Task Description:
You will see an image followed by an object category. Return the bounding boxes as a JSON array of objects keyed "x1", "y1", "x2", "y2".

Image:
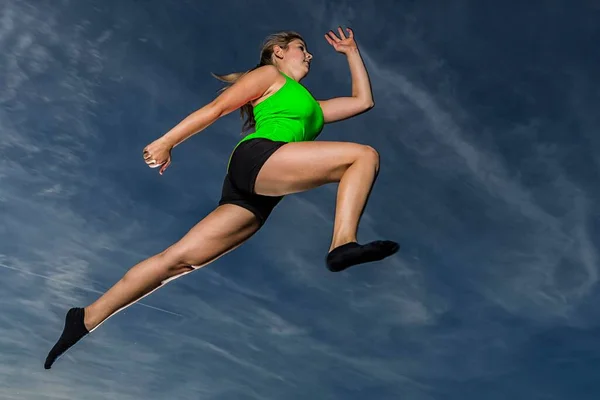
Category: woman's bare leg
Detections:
[
  {"x1": 327, "y1": 146, "x2": 380, "y2": 251},
  {"x1": 45, "y1": 204, "x2": 260, "y2": 369},
  {"x1": 84, "y1": 204, "x2": 259, "y2": 330},
  {"x1": 254, "y1": 141, "x2": 399, "y2": 271}
]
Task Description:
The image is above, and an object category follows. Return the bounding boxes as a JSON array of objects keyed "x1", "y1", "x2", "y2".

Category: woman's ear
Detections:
[{"x1": 273, "y1": 45, "x2": 284, "y2": 59}]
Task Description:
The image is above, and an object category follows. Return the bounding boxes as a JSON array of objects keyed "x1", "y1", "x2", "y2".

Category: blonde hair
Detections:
[{"x1": 212, "y1": 31, "x2": 305, "y2": 133}]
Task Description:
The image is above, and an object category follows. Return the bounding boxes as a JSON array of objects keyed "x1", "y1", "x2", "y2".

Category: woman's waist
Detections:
[{"x1": 252, "y1": 123, "x2": 304, "y2": 141}]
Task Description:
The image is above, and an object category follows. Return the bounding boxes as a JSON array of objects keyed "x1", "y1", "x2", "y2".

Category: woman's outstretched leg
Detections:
[
  {"x1": 44, "y1": 204, "x2": 260, "y2": 369},
  {"x1": 254, "y1": 141, "x2": 399, "y2": 272}
]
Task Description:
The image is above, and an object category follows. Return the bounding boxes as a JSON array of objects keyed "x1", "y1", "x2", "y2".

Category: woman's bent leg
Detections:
[{"x1": 254, "y1": 141, "x2": 399, "y2": 272}]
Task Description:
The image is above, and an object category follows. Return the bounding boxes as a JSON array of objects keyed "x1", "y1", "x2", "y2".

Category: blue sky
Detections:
[{"x1": 1, "y1": 1, "x2": 599, "y2": 399}]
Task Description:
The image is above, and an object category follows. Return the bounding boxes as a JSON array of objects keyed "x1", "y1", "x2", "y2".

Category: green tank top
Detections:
[{"x1": 230, "y1": 72, "x2": 324, "y2": 155}]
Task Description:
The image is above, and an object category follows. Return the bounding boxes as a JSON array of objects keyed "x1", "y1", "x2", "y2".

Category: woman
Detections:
[{"x1": 44, "y1": 27, "x2": 399, "y2": 369}]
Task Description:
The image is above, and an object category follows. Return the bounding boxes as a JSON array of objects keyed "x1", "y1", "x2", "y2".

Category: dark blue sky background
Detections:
[{"x1": 1, "y1": 1, "x2": 599, "y2": 399}]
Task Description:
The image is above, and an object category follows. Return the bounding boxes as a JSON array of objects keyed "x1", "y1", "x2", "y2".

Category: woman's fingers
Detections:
[
  {"x1": 325, "y1": 27, "x2": 354, "y2": 47},
  {"x1": 142, "y1": 139, "x2": 172, "y2": 172},
  {"x1": 326, "y1": 30, "x2": 340, "y2": 42},
  {"x1": 143, "y1": 150, "x2": 159, "y2": 167},
  {"x1": 324, "y1": 34, "x2": 335, "y2": 46},
  {"x1": 159, "y1": 158, "x2": 171, "y2": 175},
  {"x1": 144, "y1": 151, "x2": 168, "y2": 169}
]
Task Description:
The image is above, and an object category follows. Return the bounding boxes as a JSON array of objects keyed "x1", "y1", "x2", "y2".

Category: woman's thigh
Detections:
[{"x1": 254, "y1": 141, "x2": 379, "y2": 196}]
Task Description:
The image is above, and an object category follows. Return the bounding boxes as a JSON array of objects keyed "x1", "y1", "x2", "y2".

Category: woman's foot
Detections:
[
  {"x1": 44, "y1": 307, "x2": 89, "y2": 369},
  {"x1": 326, "y1": 240, "x2": 400, "y2": 272}
]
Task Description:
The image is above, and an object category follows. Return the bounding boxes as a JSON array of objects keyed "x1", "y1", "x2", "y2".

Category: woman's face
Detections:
[{"x1": 280, "y1": 39, "x2": 313, "y2": 75}]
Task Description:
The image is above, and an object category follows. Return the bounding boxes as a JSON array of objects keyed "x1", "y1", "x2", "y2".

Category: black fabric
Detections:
[
  {"x1": 218, "y1": 138, "x2": 287, "y2": 226},
  {"x1": 44, "y1": 307, "x2": 89, "y2": 369},
  {"x1": 326, "y1": 241, "x2": 400, "y2": 272}
]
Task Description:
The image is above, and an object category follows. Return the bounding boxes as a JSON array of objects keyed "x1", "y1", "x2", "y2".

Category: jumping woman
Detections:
[{"x1": 44, "y1": 27, "x2": 399, "y2": 369}]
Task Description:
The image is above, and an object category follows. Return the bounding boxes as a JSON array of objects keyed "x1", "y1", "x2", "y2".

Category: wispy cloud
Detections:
[{"x1": 354, "y1": 40, "x2": 599, "y2": 321}]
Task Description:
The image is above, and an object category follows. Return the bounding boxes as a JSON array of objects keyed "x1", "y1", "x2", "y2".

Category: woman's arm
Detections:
[
  {"x1": 161, "y1": 65, "x2": 279, "y2": 147},
  {"x1": 318, "y1": 28, "x2": 374, "y2": 124},
  {"x1": 141, "y1": 65, "x2": 279, "y2": 174}
]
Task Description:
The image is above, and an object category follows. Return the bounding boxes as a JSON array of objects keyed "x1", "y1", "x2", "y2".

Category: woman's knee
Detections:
[
  {"x1": 161, "y1": 222, "x2": 258, "y2": 269},
  {"x1": 156, "y1": 247, "x2": 193, "y2": 274},
  {"x1": 359, "y1": 144, "x2": 380, "y2": 172},
  {"x1": 161, "y1": 241, "x2": 211, "y2": 270}
]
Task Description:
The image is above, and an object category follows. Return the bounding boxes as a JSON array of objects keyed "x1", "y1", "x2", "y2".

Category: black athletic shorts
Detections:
[{"x1": 218, "y1": 138, "x2": 288, "y2": 226}]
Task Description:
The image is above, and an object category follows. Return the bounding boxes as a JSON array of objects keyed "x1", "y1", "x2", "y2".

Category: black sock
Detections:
[
  {"x1": 44, "y1": 307, "x2": 89, "y2": 369},
  {"x1": 326, "y1": 241, "x2": 400, "y2": 272}
]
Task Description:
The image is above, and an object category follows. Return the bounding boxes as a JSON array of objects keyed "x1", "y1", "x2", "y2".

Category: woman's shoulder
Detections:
[
  {"x1": 253, "y1": 64, "x2": 281, "y2": 78},
  {"x1": 245, "y1": 65, "x2": 284, "y2": 88}
]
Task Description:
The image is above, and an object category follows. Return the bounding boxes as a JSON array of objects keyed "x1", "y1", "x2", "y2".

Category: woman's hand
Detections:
[
  {"x1": 142, "y1": 137, "x2": 172, "y2": 175},
  {"x1": 324, "y1": 27, "x2": 358, "y2": 55}
]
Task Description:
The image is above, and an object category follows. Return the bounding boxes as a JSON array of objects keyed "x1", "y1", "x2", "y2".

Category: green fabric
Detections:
[{"x1": 227, "y1": 72, "x2": 325, "y2": 169}]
